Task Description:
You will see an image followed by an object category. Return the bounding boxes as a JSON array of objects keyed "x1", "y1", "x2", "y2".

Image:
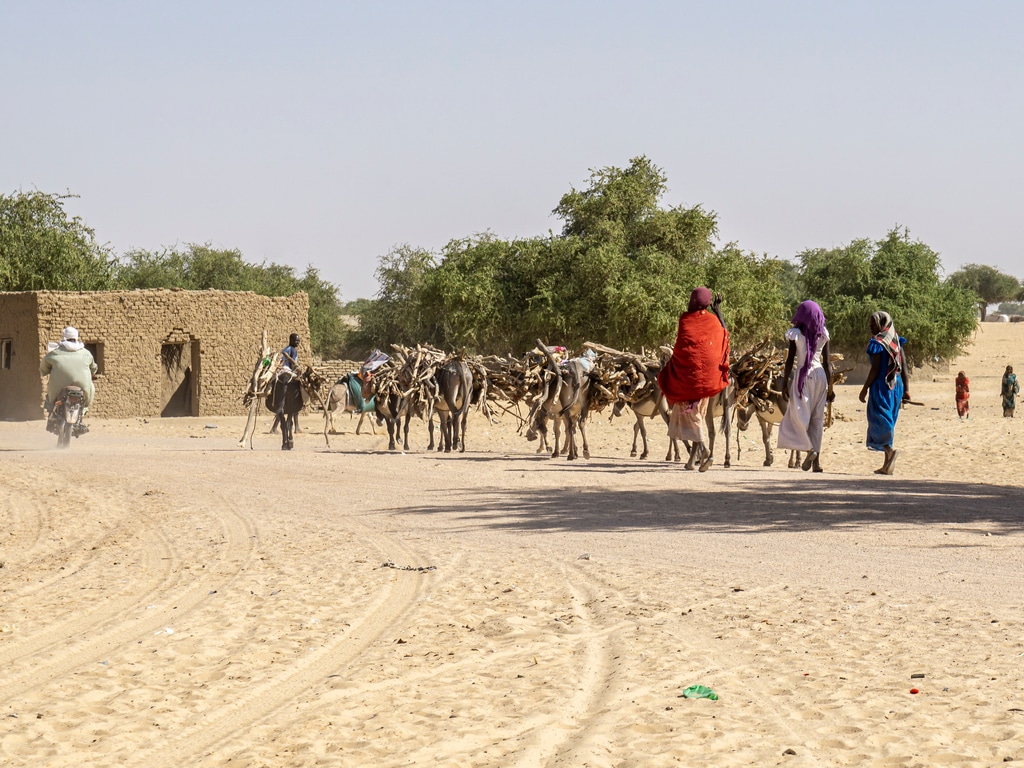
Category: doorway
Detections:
[{"x1": 160, "y1": 340, "x2": 201, "y2": 417}]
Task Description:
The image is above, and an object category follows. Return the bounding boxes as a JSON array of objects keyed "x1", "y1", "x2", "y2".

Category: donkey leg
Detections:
[
  {"x1": 630, "y1": 419, "x2": 640, "y2": 457},
  {"x1": 565, "y1": 417, "x2": 577, "y2": 461},
  {"x1": 281, "y1": 413, "x2": 294, "y2": 451},
  {"x1": 761, "y1": 420, "x2": 774, "y2": 466}
]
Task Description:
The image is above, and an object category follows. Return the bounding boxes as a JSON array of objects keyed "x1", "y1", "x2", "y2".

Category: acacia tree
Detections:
[
  {"x1": 801, "y1": 228, "x2": 977, "y2": 365},
  {"x1": 0, "y1": 191, "x2": 116, "y2": 290},
  {"x1": 350, "y1": 245, "x2": 439, "y2": 351},
  {"x1": 351, "y1": 156, "x2": 789, "y2": 355},
  {"x1": 947, "y1": 263, "x2": 1021, "y2": 321}
]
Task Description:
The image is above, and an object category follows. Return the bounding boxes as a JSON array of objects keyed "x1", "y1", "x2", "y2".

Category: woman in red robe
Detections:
[
  {"x1": 657, "y1": 287, "x2": 730, "y2": 470},
  {"x1": 955, "y1": 371, "x2": 970, "y2": 420}
]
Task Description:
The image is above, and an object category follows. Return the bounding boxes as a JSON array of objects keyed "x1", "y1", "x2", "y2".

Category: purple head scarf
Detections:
[
  {"x1": 687, "y1": 286, "x2": 713, "y2": 313},
  {"x1": 791, "y1": 300, "x2": 827, "y2": 396}
]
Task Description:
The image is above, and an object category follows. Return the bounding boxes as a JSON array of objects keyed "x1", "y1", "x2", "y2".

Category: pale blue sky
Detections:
[{"x1": 4, "y1": 1, "x2": 1022, "y2": 299}]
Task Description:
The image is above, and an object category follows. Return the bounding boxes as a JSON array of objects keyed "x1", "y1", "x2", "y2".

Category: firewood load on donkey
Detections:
[
  {"x1": 359, "y1": 350, "x2": 408, "y2": 451},
  {"x1": 734, "y1": 347, "x2": 851, "y2": 468},
  {"x1": 584, "y1": 342, "x2": 681, "y2": 462},
  {"x1": 526, "y1": 340, "x2": 592, "y2": 461},
  {"x1": 392, "y1": 344, "x2": 447, "y2": 452}
]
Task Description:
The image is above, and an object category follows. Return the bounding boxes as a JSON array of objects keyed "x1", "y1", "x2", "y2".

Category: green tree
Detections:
[
  {"x1": 0, "y1": 190, "x2": 116, "y2": 290},
  {"x1": 353, "y1": 156, "x2": 788, "y2": 356},
  {"x1": 947, "y1": 263, "x2": 1021, "y2": 321},
  {"x1": 350, "y1": 245, "x2": 439, "y2": 352},
  {"x1": 801, "y1": 228, "x2": 977, "y2": 365}
]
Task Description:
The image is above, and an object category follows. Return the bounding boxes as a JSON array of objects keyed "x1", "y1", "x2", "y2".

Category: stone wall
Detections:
[
  {"x1": 0, "y1": 289, "x2": 309, "y2": 420},
  {"x1": 312, "y1": 359, "x2": 363, "y2": 385}
]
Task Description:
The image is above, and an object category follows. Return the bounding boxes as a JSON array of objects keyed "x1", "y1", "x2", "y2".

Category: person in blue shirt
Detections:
[
  {"x1": 271, "y1": 333, "x2": 302, "y2": 434},
  {"x1": 282, "y1": 333, "x2": 300, "y2": 370},
  {"x1": 858, "y1": 311, "x2": 911, "y2": 475}
]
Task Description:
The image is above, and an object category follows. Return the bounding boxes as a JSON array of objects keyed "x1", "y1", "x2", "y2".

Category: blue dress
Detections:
[{"x1": 865, "y1": 337, "x2": 905, "y2": 451}]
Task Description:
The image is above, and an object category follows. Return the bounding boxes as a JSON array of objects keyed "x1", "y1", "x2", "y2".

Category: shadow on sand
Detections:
[{"x1": 397, "y1": 470, "x2": 1024, "y2": 535}]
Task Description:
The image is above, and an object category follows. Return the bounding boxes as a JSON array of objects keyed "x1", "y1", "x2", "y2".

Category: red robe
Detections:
[{"x1": 658, "y1": 310, "x2": 730, "y2": 405}]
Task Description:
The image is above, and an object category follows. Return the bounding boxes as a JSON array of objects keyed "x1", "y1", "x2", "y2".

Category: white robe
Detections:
[{"x1": 777, "y1": 327, "x2": 828, "y2": 453}]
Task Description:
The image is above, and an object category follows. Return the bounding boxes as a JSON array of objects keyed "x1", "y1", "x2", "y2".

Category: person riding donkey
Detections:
[
  {"x1": 40, "y1": 326, "x2": 97, "y2": 435},
  {"x1": 657, "y1": 287, "x2": 731, "y2": 472},
  {"x1": 271, "y1": 333, "x2": 307, "y2": 434}
]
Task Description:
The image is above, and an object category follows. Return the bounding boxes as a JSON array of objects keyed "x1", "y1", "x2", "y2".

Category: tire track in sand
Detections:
[
  {"x1": 509, "y1": 563, "x2": 632, "y2": 768},
  {"x1": 0, "y1": 476, "x2": 51, "y2": 563},
  {"x1": 0, "y1": 490, "x2": 257, "y2": 704},
  {"x1": 140, "y1": 529, "x2": 428, "y2": 768}
]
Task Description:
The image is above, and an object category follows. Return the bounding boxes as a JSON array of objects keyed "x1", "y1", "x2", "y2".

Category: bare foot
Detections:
[
  {"x1": 883, "y1": 449, "x2": 898, "y2": 475},
  {"x1": 801, "y1": 451, "x2": 817, "y2": 471}
]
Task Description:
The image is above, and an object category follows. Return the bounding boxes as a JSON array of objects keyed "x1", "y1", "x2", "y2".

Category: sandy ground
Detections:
[{"x1": 2, "y1": 323, "x2": 1024, "y2": 767}]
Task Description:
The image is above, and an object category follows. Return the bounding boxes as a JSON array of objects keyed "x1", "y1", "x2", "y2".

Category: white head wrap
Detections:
[{"x1": 59, "y1": 326, "x2": 85, "y2": 351}]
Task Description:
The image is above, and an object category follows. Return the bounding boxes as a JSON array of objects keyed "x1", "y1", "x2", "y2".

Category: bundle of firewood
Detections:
[
  {"x1": 730, "y1": 340, "x2": 786, "y2": 411},
  {"x1": 482, "y1": 346, "x2": 565, "y2": 405},
  {"x1": 582, "y1": 342, "x2": 660, "y2": 413}
]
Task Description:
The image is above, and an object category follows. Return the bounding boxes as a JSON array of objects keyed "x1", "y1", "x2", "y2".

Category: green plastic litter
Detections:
[{"x1": 682, "y1": 684, "x2": 719, "y2": 700}]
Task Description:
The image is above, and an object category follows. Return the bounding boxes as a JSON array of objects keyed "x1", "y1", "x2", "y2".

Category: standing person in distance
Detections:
[
  {"x1": 955, "y1": 371, "x2": 970, "y2": 420},
  {"x1": 1002, "y1": 365, "x2": 1019, "y2": 418}
]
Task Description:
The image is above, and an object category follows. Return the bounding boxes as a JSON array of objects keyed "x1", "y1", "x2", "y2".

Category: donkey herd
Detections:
[{"x1": 297, "y1": 339, "x2": 826, "y2": 471}]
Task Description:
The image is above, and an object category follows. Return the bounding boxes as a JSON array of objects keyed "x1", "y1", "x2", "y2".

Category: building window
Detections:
[
  {"x1": 85, "y1": 342, "x2": 104, "y2": 375},
  {"x1": 0, "y1": 339, "x2": 11, "y2": 370}
]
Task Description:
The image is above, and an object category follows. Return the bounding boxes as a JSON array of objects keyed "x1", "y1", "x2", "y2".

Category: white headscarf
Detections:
[{"x1": 59, "y1": 326, "x2": 85, "y2": 352}]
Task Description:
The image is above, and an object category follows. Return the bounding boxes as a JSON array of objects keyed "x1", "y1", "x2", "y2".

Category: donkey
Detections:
[
  {"x1": 610, "y1": 369, "x2": 682, "y2": 462},
  {"x1": 735, "y1": 378, "x2": 802, "y2": 468},
  {"x1": 324, "y1": 373, "x2": 377, "y2": 435},
  {"x1": 428, "y1": 359, "x2": 473, "y2": 453},
  {"x1": 529, "y1": 343, "x2": 591, "y2": 461},
  {"x1": 266, "y1": 370, "x2": 305, "y2": 451},
  {"x1": 360, "y1": 369, "x2": 408, "y2": 451}
]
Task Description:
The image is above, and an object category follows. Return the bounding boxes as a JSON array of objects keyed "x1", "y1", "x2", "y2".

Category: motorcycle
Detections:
[{"x1": 47, "y1": 385, "x2": 89, "y2": 448}]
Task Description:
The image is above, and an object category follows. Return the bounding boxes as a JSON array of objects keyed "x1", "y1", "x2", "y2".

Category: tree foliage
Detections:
[
  {"x1": 352, "y1": 156, "x2": 789, "y2": 356},
  {"x1": 947, "y1": 263, "x2": 1021, "y2": 321},
  {"x1": 0, "y1": 191, "x2": 116, "y2": 291},
  {"x1": 801, "y1": 228, "x2": 977, "y2": 365}
]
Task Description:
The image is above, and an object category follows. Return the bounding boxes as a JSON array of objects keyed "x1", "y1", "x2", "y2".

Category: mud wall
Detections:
[
  {"x1": 1, "y1": 289, "x2": 309, "y2": 419},
  {"x1": 0, "y1": 293, "x2": 42, "y2": 420}
]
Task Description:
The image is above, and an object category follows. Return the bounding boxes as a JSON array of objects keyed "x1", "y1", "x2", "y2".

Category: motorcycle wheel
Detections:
[{"x1": 58, "y1": 420, "x2": 73, "y2": 448}]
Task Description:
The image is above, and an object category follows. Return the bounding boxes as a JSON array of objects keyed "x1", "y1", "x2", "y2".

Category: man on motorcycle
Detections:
[{"x1": 40, "y1": 326, "x2": 97, "y2": 430}]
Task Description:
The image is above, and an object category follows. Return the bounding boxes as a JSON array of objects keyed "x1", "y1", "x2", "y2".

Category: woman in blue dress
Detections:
[{"x1": 858, "y1": 311, "x2": 911, "y2": 475}]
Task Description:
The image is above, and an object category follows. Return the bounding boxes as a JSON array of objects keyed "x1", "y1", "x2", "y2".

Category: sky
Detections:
[{"x1": 3, "y1": 1, "x2": 1023, "y2": 300}]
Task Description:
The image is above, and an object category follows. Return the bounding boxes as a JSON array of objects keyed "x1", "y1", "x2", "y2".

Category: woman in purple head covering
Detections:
[{"x1": 777, "y1": 300, "x2": 833, "y2": 472}]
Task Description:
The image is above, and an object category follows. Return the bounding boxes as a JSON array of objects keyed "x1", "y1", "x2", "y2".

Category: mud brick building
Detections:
[{"x1": 0, "y1": 289, "x2": 309, "y2": 420}]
